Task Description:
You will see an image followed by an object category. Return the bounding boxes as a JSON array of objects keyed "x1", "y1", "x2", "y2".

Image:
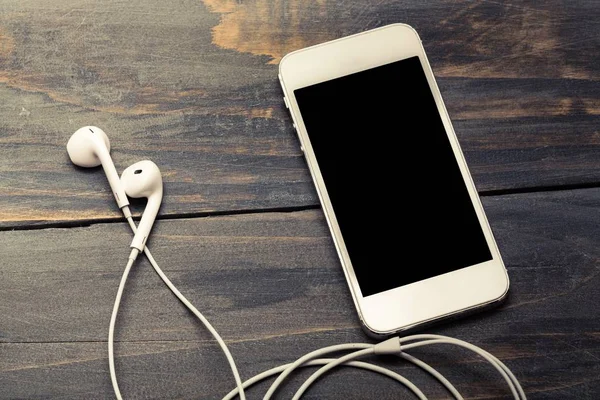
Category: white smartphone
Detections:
[{"x1": 278, "y1": 24, "x2": 509, "y2": 337}]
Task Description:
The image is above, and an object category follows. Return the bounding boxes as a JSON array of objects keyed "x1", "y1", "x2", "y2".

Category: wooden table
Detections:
[{"x1": 1, "y1": 1, "x2": 598, "y2": 399}]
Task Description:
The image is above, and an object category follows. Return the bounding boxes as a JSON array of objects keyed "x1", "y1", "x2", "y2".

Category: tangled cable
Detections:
[
  {"x1": 223, "y1": 334, "x2": 525, "y2": 400},
  {"x1": 106, "y1": 207, "x2": 526, "y2": 400}
]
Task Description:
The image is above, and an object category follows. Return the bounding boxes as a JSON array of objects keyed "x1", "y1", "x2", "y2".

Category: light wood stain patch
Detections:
[{"x1": 203, "y1": 0, "x2": 333, "y2": 64}]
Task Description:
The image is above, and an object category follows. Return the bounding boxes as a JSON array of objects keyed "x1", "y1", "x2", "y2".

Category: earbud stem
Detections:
[
  {"x1": 95, "y1": 143, "x2": 130, "y2": 209},
  {"x1": 130, "y1": 191, "x2": 162, "y2": 251}
]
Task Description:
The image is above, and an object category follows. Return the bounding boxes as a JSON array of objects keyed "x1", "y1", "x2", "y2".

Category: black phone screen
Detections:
[{"x1": 293, "y1": 56, "x2": 493, "y2": 297}]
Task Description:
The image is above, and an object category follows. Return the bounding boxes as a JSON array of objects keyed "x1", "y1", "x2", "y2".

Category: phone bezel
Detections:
[{"x1": 278, "y1": 23, "x2": 509, "y2": 336}]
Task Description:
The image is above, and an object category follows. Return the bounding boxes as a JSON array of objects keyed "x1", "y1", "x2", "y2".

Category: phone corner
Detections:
[
  {"x1": 359, "y1": 319, "x2": 396, "y2": 340},
  {"x1": 278, "y1": 50, "x2": 299, "y2": 78},
  {"x1": 358, "y1": 311, "x2": 404, "y2": 340},
  {"x1": 278, "y1": 54, "x2": 290, "y2": 73},
  {"x1": 359, "y1": 316, "x2": 434, "y2": 340},
  {"x1": 382, "y1": 23, "x2": 421, "y2": 42}
]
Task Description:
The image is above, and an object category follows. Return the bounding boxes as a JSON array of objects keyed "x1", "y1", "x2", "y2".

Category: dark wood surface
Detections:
[{"x1": 0, "y1": 1, "x2": 598, "y2": 399}]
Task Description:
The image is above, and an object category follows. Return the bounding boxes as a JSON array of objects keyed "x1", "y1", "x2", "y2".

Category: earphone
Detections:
[
  {"x1": 67, "y1": 127, "x2": 130, "y2": 210},
  {"x1": 121, "y1": 160, "x2": 163, "y2": 252},
  {"x1": 67, "y1": 127, "x2": 161, "y2": 257},
  {"x1": 67, "y1": 126, "x2": 526, "y2": 400}
]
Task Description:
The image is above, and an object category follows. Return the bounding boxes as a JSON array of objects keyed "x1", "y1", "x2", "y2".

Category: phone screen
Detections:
[{"x1": 294, "y1": 56, "x2": 493, "y2": 297}]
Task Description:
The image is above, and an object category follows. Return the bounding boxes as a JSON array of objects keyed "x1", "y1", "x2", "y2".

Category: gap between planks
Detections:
[
  {"x1": 0, "y1": 204, "x2": 322, "y2": 233},
  {"x1": 3, "y1": 180, "x2": 600, "y2": 233}
]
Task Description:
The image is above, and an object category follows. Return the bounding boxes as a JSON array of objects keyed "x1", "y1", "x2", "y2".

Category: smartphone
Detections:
[{"x1": 278, "y1": 24, "x2": 509, "y2": 337}]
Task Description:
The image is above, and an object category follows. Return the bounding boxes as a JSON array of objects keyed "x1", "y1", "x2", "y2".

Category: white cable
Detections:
[
  {"x1": 222, "y1": 351, "x2": 463, "y2": 400},
  {"x1": 397, "y1": 352, "x2": 463, "y2": 400},
  {"x1": 222, "y1": 358, "x2": 428, "y2": 400},
  {"x1": 291, "y1": 348, "x2": 373, "y2": 400},
  {"x1": 412, "y1": 334, "x2": 525, "y2": 400},
  {"x1": 404, "y1": 339, "x2": 520, "y2": 400},
  {"x1": 108, "y1": 251, "x2": 137, "y2": 400},
  {"x1": 400, "y1": 335, "x2": 525, "y2": 400},
  {"x1": 292, "y1": 348, "x2": 425, "y2": 400},
  {"x1": 404, "y1": 339, "x2": 518, "y2": 399},
  {"x1": 400, "y1": 334, "x2": 525, "y2": 399},
  {"x1": 287, "y1": 336, "x2": 523, "y2": 400},
  {"x1": 263, "y1": 343, "x2": 373, "y2": 400},
  {"x1": 123, "y1": 212, "x2": 246, "y2": 400}
]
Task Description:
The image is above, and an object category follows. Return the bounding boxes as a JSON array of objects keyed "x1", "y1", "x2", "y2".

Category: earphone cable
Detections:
[
  {"x1": 399, "y1": 335, "x2": 526, "y2": 400},
  {"x1": 263, "y1": 343, "x2": 373, "y2": 400},
  {"x1": 291, "y1": 347, "x2": 429, "y2": 400},
  {"x1": 124, "y1": 214, "x2": 246, "y2": 400},
  {"x1": 291, "y1": 336, "x2": 525, "y2": 400},
  {"x1": 221, "y1": 347, "x2": 466, "y2": 400},
  {"x1": 221, "y1": 356, "x2": 458, "y2": 400},
  {"x1": 291, "y1": 348, "x2": 398, "y2": 400},
  {"x1": 108, "y1": 252, "x2": 137, "y2": 400}
]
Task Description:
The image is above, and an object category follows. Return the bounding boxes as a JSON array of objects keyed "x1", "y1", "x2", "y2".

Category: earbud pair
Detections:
[{"x1": 67, "y1": 126, "x2": 162, "y2": 253}]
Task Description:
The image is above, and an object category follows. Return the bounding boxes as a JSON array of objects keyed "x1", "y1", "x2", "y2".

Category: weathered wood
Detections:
[
  {"x1": 1, "y1": 189, "x2": 600, "y2": 399},
  {"x1": 3, "y1": 331, "x2": 598, "y2": 400},
  {"x1": 1, "y1": 1, "x2": 599, "y2": 398},
  {"x1": 0, "y1": 0, "x2": 598, "y2": 226}
]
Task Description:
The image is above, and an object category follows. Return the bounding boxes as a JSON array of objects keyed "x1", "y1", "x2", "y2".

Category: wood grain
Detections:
[
  {"x1": 0, "y1": 0, "x2": 598, "y2": 226},
  {"x1": 2, "y1": 189, "x2": 600, "y2": 399},
  {"x1": 1, "y1": 2, "x2": 599, "y2": 398}
]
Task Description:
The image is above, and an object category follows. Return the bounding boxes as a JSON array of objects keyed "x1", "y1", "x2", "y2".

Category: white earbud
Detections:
[
  {"x1": 121, "y1": 160, "x2": 163, "y2": 252},
  {"x1": 67, "y1": 126, "x2": 130, "y2": 209}
]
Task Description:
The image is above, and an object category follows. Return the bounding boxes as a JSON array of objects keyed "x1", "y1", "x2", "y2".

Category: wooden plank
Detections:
[
  {"x1": 0, "y1": 1, "x2": 599, "y2": 227},
  {"x1": 2, "y1": 188, "x2": 600, "y2": 398},
  {"x1": 2, "y1": 333, "x2": 598, "y2": 400}
]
